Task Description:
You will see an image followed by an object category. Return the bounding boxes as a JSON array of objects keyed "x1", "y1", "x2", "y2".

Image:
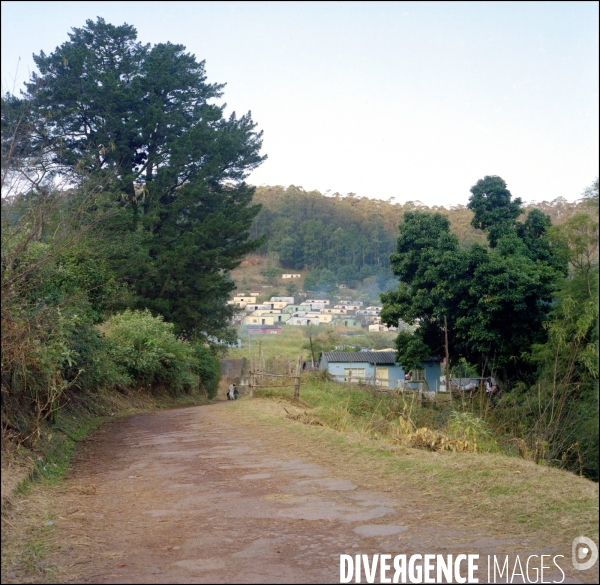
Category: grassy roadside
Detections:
[
  {"x1": 225, "y1": 384, "x2": 599, "y2": 555},
  {"x1": 1, "y1": 387, "x2": 209, "y2": 583}
]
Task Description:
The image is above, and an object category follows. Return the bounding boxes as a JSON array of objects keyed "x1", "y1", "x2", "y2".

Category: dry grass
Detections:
[
  {"x1": 1, "y1": 453, "x2": 35, "y2": 514},
  {"x1": 226, "y1": 397, "x2": 599, "y2": 556},
  {"x1": 1, "y1": 482, "x2": 64, "y2": 582}
]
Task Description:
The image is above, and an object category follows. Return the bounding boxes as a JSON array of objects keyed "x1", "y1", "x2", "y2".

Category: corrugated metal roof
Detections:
[{"x1": 321, "y1": 351, "x2": 397, "y2": 364}]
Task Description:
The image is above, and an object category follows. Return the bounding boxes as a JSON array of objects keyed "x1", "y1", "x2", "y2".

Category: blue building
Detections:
[{"x1": 318, "y1": 351, "x2": 442, "y2": 391}]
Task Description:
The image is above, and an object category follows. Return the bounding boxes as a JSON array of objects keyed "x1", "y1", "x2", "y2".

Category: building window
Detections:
[
  {"x1": 343, "y1": 368, "x2": 366, "y2": 382},
  {"x1": 413, "y1": 369, "x2": 426, "y2": 381}
]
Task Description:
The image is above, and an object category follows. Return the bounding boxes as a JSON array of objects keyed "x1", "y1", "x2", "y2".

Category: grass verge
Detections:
[{"x1": 235, "y1": 379, "x2": 599, "y2": 552}]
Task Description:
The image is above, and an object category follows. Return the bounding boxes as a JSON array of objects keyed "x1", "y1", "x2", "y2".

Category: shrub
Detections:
[
  {"x1": 192, "y1": 343, "x2": 220, "y2": 399},
  {"x1": 446, "y1": 411, "x2": 496, "y2": 452},
  {"x1": 103, "y1": 310, "x2": 199, "y2": 394}
]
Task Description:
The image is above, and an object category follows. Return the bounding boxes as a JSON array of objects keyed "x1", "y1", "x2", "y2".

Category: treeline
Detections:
[
  {"x1": 248, "y1": 184, "x2": 585, "y2": 290},
  {"x1": 2, "y1": 18, "x2": 264, "y2": 444}
]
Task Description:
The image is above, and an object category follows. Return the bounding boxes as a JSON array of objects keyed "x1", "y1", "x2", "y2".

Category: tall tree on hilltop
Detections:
[{"x1": 24, "y1": 17, "x2": 266, "y2": 339}]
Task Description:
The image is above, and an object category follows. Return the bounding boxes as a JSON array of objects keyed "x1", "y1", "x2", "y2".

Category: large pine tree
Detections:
[{"x1": 24, "y1": 17, "x2": 266, "y2": 339}]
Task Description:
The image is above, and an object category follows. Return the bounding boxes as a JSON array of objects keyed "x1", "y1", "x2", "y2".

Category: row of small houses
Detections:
[{"x1": 229, "y1": 295, "x2": 391, "y2": 331}]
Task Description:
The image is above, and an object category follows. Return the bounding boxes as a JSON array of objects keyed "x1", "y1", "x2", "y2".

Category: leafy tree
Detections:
[
  {"x1": 468, "y1": 175, "x2": 523, "y2": 247},
  {"x1": 393, "y1": 332, "x2": 432, "y2": 371},
  {"x1": 261, "y1": 265, "x2": 281, "y2": 286},
  {"x1": 526, "y1": 179, "x2": 598, "y2": 477},
  {"x1": 304, "y1": 268, "x2": 337, "y2": 294},
  {"x1": 277, "y1": 235, "x2": 304, "y2": 268},
  {"x1": 23, "y1": 17, "x2": 266, "y2": 340},
  {"x1": 303, "y1": 272, "x2": 317, "y2": 292},
  {"x1": 381, "y1": 177, "x2": 567, "y2": 385}
]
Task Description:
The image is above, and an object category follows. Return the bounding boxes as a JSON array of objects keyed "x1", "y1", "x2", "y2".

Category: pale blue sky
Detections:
[{"x1": 2, "y1": 1, "x2": 598, "y2": 206}]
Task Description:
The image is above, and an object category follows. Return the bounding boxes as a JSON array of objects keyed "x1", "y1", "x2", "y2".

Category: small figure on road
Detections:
[
  {"x1": 228, "y1": 383, "x2": 234, "y2": 400},
  {"x1": 233, "y1": 384, "x2": 239, "y2": 400}
]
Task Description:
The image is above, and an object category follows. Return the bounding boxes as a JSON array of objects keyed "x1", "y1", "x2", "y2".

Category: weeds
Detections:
[{"x1": 255, "y1": 375, "x2": 525, "y2": 460}]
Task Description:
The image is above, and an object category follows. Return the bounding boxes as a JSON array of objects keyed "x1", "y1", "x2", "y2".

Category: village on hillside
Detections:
[
  {"x1": 228, "y1": 292, "x2": 389, "y2": 332},
  {"x1": 226, "y1": 288, "x2": 448, "y2": 394}
]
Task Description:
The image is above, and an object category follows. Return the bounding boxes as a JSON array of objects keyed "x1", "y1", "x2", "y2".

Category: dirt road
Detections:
[{"x1": 45, "y1": 403, "x2": 585, "y2": 583}]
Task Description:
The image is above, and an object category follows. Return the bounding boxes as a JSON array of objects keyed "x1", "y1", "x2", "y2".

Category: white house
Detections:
[
  {"x1": 282, "y1": 274, "x2": 301, "y2": 279},
  {"x1": 287, "y1": 316, "x2": 321, "y2": 326},
  {"x1": 233, "y1": 295, "x2": 257, "y2": 305},
  {"x1": 306, "y1": 299, "x2": 330, "y2": 306},
  {"x1": 270, "y1": 296, "x2": 295, "y2": 304},
  {"x1": 245, "y1": 304, "x2": 272, "y2": 312},
  {"x1": 369, "y1": 324, "x2": 390, "y2": 332}
]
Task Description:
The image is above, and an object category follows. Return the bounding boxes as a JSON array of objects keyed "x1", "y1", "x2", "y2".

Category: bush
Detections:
[
  {"x1": 192, "y1": 343, "x2": 220, "y2": 399},
  {"x1": 103, "y1": 310, "x2": 216, "y2": 394}
]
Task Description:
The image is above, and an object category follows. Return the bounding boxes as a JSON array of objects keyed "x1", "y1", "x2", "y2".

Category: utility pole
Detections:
[{"x1": 444, "y1": 315, "x2": 452, "y2": 403}]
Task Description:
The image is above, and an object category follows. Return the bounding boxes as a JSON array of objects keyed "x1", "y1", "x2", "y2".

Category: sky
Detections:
[{"x1": 2, "y1": 1, "x2": 598, "y2": 207}]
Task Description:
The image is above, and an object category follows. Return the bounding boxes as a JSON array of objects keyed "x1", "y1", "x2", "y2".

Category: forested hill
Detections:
[{"x1": 247, "y1": 184, "x2": 585, "y2": 287}]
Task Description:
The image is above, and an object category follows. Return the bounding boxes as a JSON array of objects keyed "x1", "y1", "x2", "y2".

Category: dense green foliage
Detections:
[
  {"x1": 250, "y1": 186, "x2": 408, "y2": 286},
  {"x1": 502, "y1": 184, "x2": 599, "y2": 478},
  {"x1": 468, "y1": 175, "x2": 524, "y2": 247},
  {"x1": 102, "y1": 310, "x2": 219, "y2": 396},
  {"x1": 381, "y1": 176, "x2": 568, "y2": 383},
  {"x1": 381, "y1": 176, "x2": 598, "y2": 478},
  {"x1": 1, "y1": 17, "x2": 270, "y2": 444},
  {"x1": 21, "y1": 17, "x2": 265, "y2": 339}
]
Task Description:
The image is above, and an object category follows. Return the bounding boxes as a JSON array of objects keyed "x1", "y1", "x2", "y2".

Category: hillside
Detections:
[{"x1": 230, "y1": 184, "x2": 586, "y2": 298}]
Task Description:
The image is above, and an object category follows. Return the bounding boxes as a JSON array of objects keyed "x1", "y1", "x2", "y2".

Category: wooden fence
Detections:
[{"x1": 248, "y1": 353, "x2": 303, "y2": 400}]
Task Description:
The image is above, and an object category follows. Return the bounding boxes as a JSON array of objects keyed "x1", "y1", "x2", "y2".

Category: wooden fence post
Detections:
[
  {"x1": 249, "y1": 356, "x2": 254, "y2": 397},
  {"x1": 444, "y1": 314, "x2": 452, "y2": 403},
  {"x1": 293, "y1": 354, "x2": 302, "y2": 400}
]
